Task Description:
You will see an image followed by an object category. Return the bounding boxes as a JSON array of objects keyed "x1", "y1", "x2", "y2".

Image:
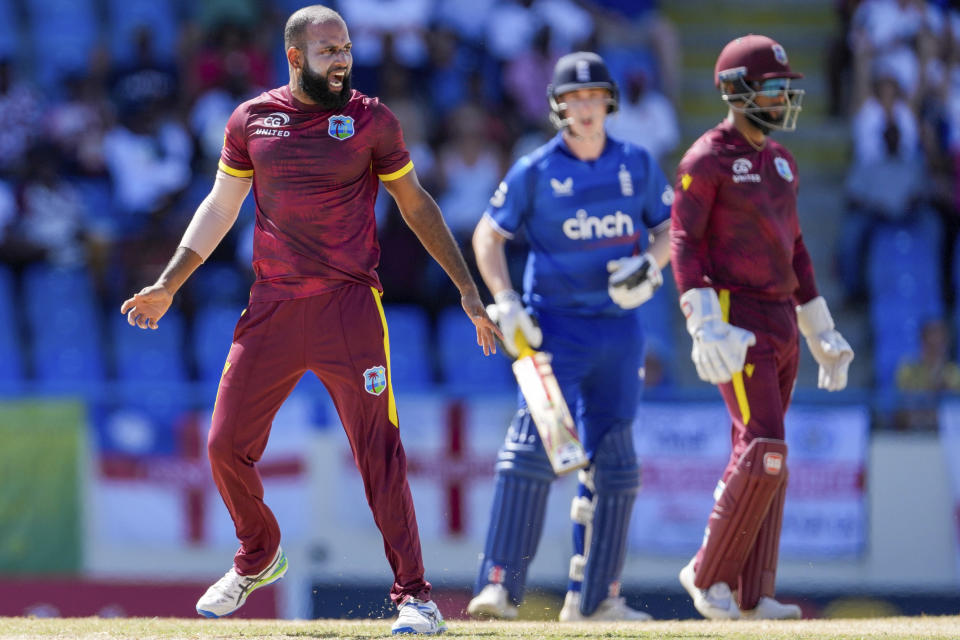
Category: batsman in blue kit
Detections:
[{"x1": 467, "y1": 52, "x2": 672, "y2": 622}]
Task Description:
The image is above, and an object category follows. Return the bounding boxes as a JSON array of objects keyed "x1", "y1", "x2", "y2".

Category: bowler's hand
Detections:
[
  {"x1": 461, "y1": 291, "x2": 502, "y2": 356},
  {"x1": 121, "y1": 283, "x2": 173, "y2": 330}
]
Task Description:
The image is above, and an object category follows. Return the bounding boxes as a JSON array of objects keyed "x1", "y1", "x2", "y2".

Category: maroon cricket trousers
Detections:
[
  {"x1": 207, "y1": 283, "x2": 430, "y2": 603},
  {"x1": 695, "y1": 291, "x2": 799, "y2": 608}
]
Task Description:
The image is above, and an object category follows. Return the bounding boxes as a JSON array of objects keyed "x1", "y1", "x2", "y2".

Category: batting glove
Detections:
[
  {"x1": 607, "y1": 253, "x2": 662, "y2": 309},
  {"x1": 490, "y1": 290, "x2": 542, "y2": 358},
  {"x1": 680, "y1": 288, "x2": 756, "y2": 385},
  {"x1": 796, "y1": 296, "x2": 854, "y2": 391}
]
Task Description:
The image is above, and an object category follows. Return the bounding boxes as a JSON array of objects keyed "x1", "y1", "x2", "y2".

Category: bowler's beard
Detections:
[{"x1": 300, "y1": 60, "x2": 351, "y2": 110}]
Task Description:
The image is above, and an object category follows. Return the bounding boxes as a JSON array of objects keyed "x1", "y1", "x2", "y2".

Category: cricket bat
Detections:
[{"x1": 510, "y1": 330, "x2": 589, "y2": 476}]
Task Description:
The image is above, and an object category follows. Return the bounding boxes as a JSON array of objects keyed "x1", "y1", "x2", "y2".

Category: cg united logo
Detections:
[
  {"x1": 363, "y1": 365, "x2": 387, "y2": 396},
  {"x1": 263, "y1": 112, "x2": 290, "y2": 128},
  {"x1": 328, "y1": 115, "x2": 355, "y2": 140},
  {"x1": 253, "y1": 112, "x2": 292, "y2": 137}
]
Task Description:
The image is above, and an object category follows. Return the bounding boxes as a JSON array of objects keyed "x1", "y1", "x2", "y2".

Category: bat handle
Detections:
[{"x1": 514, "y1": 329, "x2": 536, "y2": 358}]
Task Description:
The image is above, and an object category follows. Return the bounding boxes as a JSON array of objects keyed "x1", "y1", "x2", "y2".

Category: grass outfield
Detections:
[{"x1": 0, "y1": 617, "x2": 959, "y2": 639}]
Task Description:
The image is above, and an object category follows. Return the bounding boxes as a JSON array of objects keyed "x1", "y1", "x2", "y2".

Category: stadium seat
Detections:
[
  {"x1": 111, "y1": 308, "x2": 190, "y2": 436},
  {"x1": 637, "y1": 268, "x2": 677, "y2": 387},
  {"x1": 70, "y1": 177, "x2": 116, "y2": 236},
  {"x1": 383, "y1": 304, "x2": 435, "y2": 392},
  {"x1": 106, "y1": 0, "x2": 179, "y2": 64},
  {"x1": 189, "y1": 262, "x2": 251, "y2": 307},
  {"x1": 0, "y1": 264, "x2": 24, "y2": 393},
  {"x1": 436, "y1": 305, "x2": 514, "y2": 395},
  {"x1": 0, "y1": 0, "x2": 21, "y2": 60},
  {"x1": 867, "y1": 218, "x2": 943, "y2": 388},
  {"x1": 22, "y1": 265, "x2": 104, "y2": 394},
  {"x1": 192, "y1": 304, "x2": 242, "y2": 388},
  {"x1": 26, "y1": 0, "x2": 99, "y2": 87},
  {"x1": 112, "y1": 307, "x2": 188, "y2": 384}
]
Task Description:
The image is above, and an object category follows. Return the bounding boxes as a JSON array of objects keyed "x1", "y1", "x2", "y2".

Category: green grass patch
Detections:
[{"x1": 0, "y1": 616, "x2": 958, "y2": 640}]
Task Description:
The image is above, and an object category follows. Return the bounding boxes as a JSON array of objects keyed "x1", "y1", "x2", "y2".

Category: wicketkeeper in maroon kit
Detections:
[
  {"x1": 670, "y1": 34, "x2": 854, "y2": 620},
  {"x1": 120, "y1": 5, "x2": 498, "y2": 635}
]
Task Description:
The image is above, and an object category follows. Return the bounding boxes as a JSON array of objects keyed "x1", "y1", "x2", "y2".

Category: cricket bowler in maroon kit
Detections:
[
  {"x1": 670, "y1": 34, "x2": 854, "y2": 621},
  {"x1": 120, "y1": 5, "x2": 498, "y2": 635}
]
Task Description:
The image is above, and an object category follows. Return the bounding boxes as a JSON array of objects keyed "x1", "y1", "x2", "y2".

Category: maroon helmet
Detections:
[{"x1": 714, "y1": 34, "x2": 804, "y2": 132}]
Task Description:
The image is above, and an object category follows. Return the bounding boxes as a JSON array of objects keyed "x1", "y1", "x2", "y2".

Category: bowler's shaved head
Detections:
[{"x1": 284, "y1": 5, "x2": 344, "y2": 50}]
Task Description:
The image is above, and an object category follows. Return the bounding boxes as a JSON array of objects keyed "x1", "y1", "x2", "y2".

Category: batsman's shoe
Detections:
[
  {"x1": 391, "y1": 597, "x2": 447, "y2": 635},
  {"x1": 196, "y1": 547, "x2": 288, "y2": 618},
  {"x1": 467, "y1": 584, "x2": 518, "y2": 620},
  {"x1": 558, "y1": 591, "x2": 652, "y2": 622},
  {"x1": 679, "y1": 558, "x2": 739, "y2": 620},
  {"x1": 740, "y1": 597, "x2": 802, "y2": 620}
]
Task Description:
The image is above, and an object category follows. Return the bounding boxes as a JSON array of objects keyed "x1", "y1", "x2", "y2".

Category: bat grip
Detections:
[{"x1": 514, "y1": 329, "x2": 536, "y2": 359}]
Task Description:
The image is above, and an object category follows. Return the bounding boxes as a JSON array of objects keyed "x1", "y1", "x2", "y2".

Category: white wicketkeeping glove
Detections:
[
  {"x1": 796, "y1": 296, "x2": 854, "y2": 391},
  {"x1": 488, "y1": 290, "x2": 542, "y2": 358},
  {"x1": 680, "y1": 288, "x2": 756, "y2": 385},
  {"x1": 607, "y1": 253, "x2": 663, "y2": 309}
]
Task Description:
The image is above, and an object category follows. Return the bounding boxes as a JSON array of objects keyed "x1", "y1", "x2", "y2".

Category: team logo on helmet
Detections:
[
  {"x1": 363, "y1": 365, "x2": 387, "y2": 396},
  {"x1": 576, "y1": 60, "x2": 591, "y2": 82},
  {"x1": 772, "y1": 43, "x2": 788, "y2": 65},
  {"x1": 328, "y1": 115, "x2": 355, "y2": 140},
  {"x1": 774, "y1": 157, "x2": 794, "y2": 182}
]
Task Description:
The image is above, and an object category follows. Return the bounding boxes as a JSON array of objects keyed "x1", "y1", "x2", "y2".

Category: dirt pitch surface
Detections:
[{"x1": 0, "y1": 616, "x2": 959, "y2": 640}]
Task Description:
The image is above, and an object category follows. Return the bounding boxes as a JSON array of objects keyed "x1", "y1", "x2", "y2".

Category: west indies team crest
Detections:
[
  {"x1": 363, "y1": 365, "x2": 387, "y2": 396},
  {"x1": 328, "y1": 115, "x2": 355, "y2": 140},
  {"x1": 774, "y1": 156, "x2": 794, "y2": 182}
]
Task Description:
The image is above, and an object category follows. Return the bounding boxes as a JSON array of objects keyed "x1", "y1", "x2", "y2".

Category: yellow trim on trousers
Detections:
[
  {"x1": 371, "y1": 287, "x2": 399, "y2": 427},
  {"x1": 719, "y1": 289, "x2": 751, "y2": 426}
]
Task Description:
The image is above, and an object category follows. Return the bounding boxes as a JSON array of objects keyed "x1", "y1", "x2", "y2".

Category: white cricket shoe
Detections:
[
  {"x1": 740, "y1": 596, "x2": 802, "y2": 620},
  {"x1": 558, "y1": 590, "x2": 652, "y2": 622},
  {"x1": 678, "y1": 558, "x2": 740, "y2": 620},
  {"x1": 467, "y1": 584, "x2": 518, "y2": 620},
  {"x1": 391, "y1": 597, "x2": 447, "y2": 635},
  {"x1": 196, "y1": 547, "x2": 288, "y2": 618}
]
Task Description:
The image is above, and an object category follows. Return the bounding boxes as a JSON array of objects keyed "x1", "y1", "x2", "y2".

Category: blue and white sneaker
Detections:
[
  {"x1": 391, "y1": 597, "x2": 447, "y2": 635},
  {"x1": 196, "y1": 547, "x2": 288, "y2": 617}
]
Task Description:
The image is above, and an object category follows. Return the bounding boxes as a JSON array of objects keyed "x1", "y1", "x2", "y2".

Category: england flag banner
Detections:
[{"x1": 630, "y1": 402, "x2": 869, "y2": 557}]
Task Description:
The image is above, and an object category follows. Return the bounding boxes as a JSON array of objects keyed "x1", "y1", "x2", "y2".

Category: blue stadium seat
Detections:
[
  {"x1": 112, "y1": 309, "x2": 190, "y2": 433},
  {"x1": 383, "y1": 304, "x2": 435, "y2": 392},
  {"x1": 0, "y1": 0, "x2": 21, "y2": 60},
  {"x1": 112, "y1": 308, "x2": 188, "y2": 384},
  {"x1": 193, "y1": 304, "x2": 242, "y2": 387},
  {"x1": 867, "y1": 218, "x2": 943, "y2": 387},
  {"x1": 0, "y1": 264, "x2": 24, "y2": 393},
  {"x1": 189, "y1": 262, "x2": 250, "y2": 307},
  {"x1": 637, "y1": 268, "x2": 677, "y2": 387},
  {"x1": 436, "y1": 306, "x2": 514, "y2": 395},
  {"x1": 70, "y1": 177, "x2": 115, "y2": 235},
  {"x1": 22, "y1": 263, "x2": 96, "y2": 306},
  {"x1": 27, "y1": 0, "x2": 99, "y2": 86},
  {"x1": 22, "y1": 265, "x2": 104, "y2": 394},
  {"x1": 106, "y1": 0, "x2": 179, "y2": 64}
]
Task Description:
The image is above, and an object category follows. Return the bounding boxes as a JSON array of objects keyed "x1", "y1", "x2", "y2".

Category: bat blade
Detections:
[{"x1": 512, "y1": 351, "x2": 589, "y2": 475}]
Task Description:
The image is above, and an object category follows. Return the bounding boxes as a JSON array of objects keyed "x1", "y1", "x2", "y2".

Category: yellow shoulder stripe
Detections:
[
  {"x1": 378, "y1": 160, "x2": 414, "y2": 182},
  {"x1": 218, "y1": 160, "x2": 254, "y2": 178}
]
